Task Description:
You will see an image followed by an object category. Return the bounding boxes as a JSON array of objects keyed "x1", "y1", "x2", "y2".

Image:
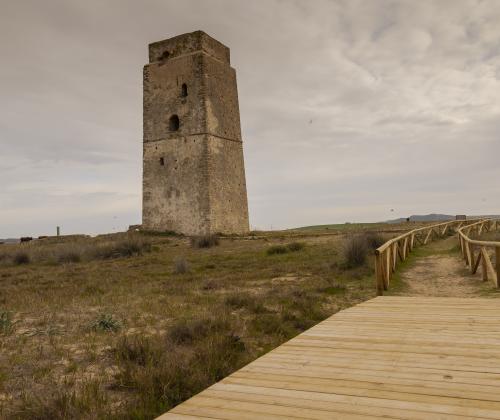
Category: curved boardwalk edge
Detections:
[
  {"x1": 158, "y1": 296, "x2": 500, "y2": 419},
  {"x1": 374, "y1": 220, "x2": 476, "y2": 295},
  {"x1": 458, "y1": 219, "x2": 500, "y2": 287}
]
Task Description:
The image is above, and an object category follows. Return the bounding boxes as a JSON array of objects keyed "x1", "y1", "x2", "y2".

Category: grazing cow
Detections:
[{"x1": 20, "y1": 237, "x2": 33, "y2": 243}]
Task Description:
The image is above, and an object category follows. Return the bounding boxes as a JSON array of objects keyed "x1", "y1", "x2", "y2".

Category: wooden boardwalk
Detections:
[{"x1": 159, "y1": 296, "x2": 500, "y2": 419}]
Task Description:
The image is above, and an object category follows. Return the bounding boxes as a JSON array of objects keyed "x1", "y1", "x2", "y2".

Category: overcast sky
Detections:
[{"x1": 1, "y1": 0, "x2": 499, "y2": 237}]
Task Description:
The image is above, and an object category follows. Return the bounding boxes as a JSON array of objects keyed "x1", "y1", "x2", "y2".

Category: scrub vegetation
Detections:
[{"x1": 0, "y1": 224, "x2": 411, "y2": 419}]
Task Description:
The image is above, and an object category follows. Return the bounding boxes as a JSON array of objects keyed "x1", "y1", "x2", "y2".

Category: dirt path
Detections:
[{"x1": 394, "y1": 236, "x2": 494, "y2": 297}]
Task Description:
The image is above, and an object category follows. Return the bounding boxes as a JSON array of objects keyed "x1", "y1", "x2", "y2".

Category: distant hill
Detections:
[
  {"x1": 0, "y1": 238, "x2": 19, "y2": 244},
  {"x1": 386, "y1": 214, "x2": 455, "y2": 224},
  {"x1": 386, "y1": 214, "x2": 500, "y2": 224}
]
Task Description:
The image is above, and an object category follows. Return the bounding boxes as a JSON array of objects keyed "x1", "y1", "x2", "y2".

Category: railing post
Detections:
[
  {"x1": 385, "y1": 248, "x2": 391, "y2": 288},
  {"x1": 469, "y1": 244, "x2": 475, "y2": 273},
  {"x1": 496, "y1": 247, "x2": 500, "y2": 288},
  {"x1": 375, "y1": 251, "x2": 384, "y2": 295},
  {"x1": 481, "y1": 248, "x2": 488, "y2": 282}
]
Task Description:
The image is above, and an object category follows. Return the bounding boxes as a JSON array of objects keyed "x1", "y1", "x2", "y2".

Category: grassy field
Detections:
[{"x1": 0, "y1": 224, "x2": 411, "y2": 419}]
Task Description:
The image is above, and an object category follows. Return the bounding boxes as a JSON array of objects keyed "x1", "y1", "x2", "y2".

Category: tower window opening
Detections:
[
  {"x1": 159, "y1": 157, "x2": 165, "y2": 166},
  {"x1": 181, "y1": 83, "x2": 188, "y2": 97},
  {"x1": 169, "y1": 115, "x2": 180, "y2": 131}
]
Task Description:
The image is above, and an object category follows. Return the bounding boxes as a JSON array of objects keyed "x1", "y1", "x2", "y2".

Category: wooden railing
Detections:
[
  {"x1": 374, "y1": 219, "x2": 474, "y2": 295},
  {"x1": 458, "y1": 219, "x2": 500, "y2": 287}
]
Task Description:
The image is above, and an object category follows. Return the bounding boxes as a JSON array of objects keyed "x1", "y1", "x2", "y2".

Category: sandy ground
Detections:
[{"x1": 396, "y1": 236, "x2": 490, "y2": 297}]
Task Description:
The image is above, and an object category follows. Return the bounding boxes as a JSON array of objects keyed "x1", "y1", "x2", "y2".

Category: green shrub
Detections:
[
  {"x1": 287, "y1": 242, "x2": 306, "y2": 252},
  {"x1": 267, "y1": 242, "x2": 306, "y2": 255},
  {"x1": 266, "y1": 245, "x2": 288, "y2": 255},
  {"x1": 91, "y1": 314, "x2": 121, "y2": 332}
]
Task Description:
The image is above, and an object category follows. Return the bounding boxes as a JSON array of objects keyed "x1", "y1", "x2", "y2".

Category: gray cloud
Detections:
[{"x1": 1, "y1": 0, "x2": 499, "y2": 236}]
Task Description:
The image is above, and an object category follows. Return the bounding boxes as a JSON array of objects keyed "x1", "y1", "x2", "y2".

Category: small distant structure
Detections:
[
  {"x1": 406, "y1": 217, "x2": 410, "y2": 222},
  {"x1": 20, "y1": 237, "x2": 33, "y2": 243},
  {"x1": 456, "y1": 215, "x2": 467, "y2": 221},
  {"x1": 57, "y1": 226, "x2": 61, "y2": 236}
]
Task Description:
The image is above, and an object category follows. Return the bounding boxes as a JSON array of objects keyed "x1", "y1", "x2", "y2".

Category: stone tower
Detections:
[{"x1": 142, "y1": 31, "x2": 249, "y2": 235}]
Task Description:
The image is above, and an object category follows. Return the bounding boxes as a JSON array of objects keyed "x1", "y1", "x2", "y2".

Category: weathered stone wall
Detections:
[{"x1": 142, "y1": 31, "x2": 249, "y2": 235}]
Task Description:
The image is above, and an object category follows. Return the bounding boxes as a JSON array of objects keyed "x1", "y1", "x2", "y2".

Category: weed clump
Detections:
[
  {"x1": 173, "y1": 257, "x2": 190, "y2": 274},
  {"x1": 93, "y1": 236, "x2": 152, "y2": 260},
  {"x1": 343, "y1": 235, "x2": 368, "y2": 268},
  {"x1": 91, "y1": 314, "x2": 121, "y2": 332},
  {"x1": 0, "y1": 312, "x2": 16, "y2": 335},
  {"x1": 190, "y1": 235, "x2": 220, "y2": 249},
  {"x1": 13, "y1": 252, "x2": 30, "y2": 265},
  {"x1": 267, "y1": 242, "x2": 306, "y2": 255}
]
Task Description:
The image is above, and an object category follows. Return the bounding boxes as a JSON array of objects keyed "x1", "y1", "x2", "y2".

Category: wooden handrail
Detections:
[
  {"x1": 374, "y1": 219, "x2": 478, "y2": 295},
  {"x1": 457, "y1": 219, "x2": 500, "y2": 287}
]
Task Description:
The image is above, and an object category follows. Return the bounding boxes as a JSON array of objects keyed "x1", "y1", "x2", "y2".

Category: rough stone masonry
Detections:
[{"x1": 142, "y1": 31, "x2": 249, "y2": 235}]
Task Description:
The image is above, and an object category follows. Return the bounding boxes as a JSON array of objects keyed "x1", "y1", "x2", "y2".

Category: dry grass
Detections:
[{"x1": 0, "y1": 225, "x2": 401, "y2": 419}]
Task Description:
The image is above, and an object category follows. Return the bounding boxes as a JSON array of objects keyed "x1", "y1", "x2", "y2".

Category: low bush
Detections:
[
  {"x1": 93, "y1": 236, "x2": 152, "y2": 259},
  {"x1": 266, "y1": 245, "x2": 288, "y2": 255},
  {"x1": 267, "y1": 242, "x2": 306, "y2": 256},
  {"x1": 343, "y1": 235, "x2": 368, "y2": 268},
  {"x1": 190, "y1": 235, "x2": 220, "y2": 249},
  {"x1": 168, "y1": 317, "x2": 230, "y2": 345},
  {"x1": 13, "y1": 252, "x2": 30, "y2": 265},
  {"x1": 287, "y1": 241, "x2": 306, "y2": 252}
]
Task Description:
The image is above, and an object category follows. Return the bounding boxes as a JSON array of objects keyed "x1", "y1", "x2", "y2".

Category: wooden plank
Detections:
[
  {"x1": 159, "y1": 297, "x2": 500, "y2": 419},
  {"x1": 496, "y1": 247, "x2": 500, "y2": 288}
]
